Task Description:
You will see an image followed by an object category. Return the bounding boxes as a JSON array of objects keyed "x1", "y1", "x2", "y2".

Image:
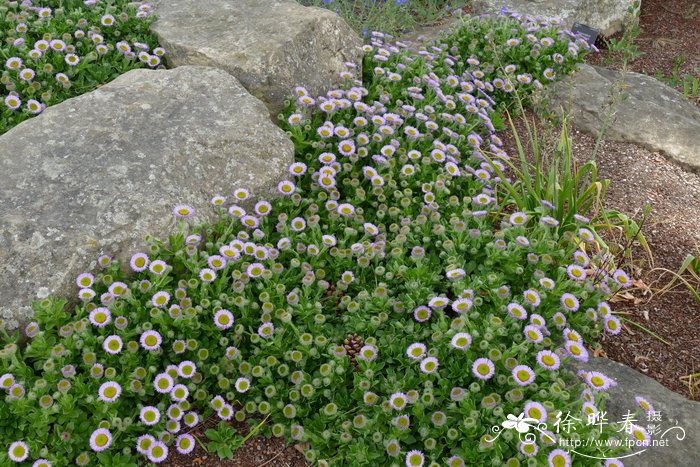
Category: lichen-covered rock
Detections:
[
  {"x1": 472, "y1": 0, "x2": 637, "y2": 36},
  {"x1": 548, "y1": 63, "x2": 700, "y2": 172},
  {"x1": 0, "y1": 66, "x2": 293, "y2": 330},
  {"x1": 151, "y1": 0, "x2": 364, "y2": 115},
  {"x1": 573, "y1": 358, "x2": 700, "y2": 466}
]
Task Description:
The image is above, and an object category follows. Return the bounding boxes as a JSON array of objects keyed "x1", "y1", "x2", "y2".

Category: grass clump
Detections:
[
  {"x1": 0, "y1": 0, "x2": 163, "y2": 135},
  {"x1": 1, "y1": 9, "x2": 646, "y2": 467},
  {"x1": 299, "y1": 0, "x2": 468, "y2": 38}
]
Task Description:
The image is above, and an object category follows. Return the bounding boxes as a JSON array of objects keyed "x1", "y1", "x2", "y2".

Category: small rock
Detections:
[
  {"x1": 151, "y1": 0, "x2": 364, "y2": 115},
  {"x1": 472, "y1": 0, "x2": 638, "y2": 36},
  {"x1": 547, "y1": 64, "x2": 700, "y2": 173},
  {"x1": 0, "y1": 66, "x2": 293, "y2": 330}
]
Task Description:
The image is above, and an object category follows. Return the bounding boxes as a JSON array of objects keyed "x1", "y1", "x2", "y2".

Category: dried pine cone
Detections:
[{"x1": 343, "y1": 334, "x2": 364, "y2": 371}]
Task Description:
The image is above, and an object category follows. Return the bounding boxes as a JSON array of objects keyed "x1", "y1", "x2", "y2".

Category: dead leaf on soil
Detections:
[
  {"x1": 593, "y1": 347, "x2": 608, "y2": 358},
  {"x1": 294, "y1": 443, "x2": 310, "y2": 453},
  {"x1": 634, "y1": 354, "x2": 651, "y2": 363},
  {"x1": 648, "y1": 37, "x2": 679, "y2": 49},
  {"x1": 632, "y1": 278, "x2": 651, "y2": 295},
  {"x1": 610, "y1": 291, "x2": 643, "y2": 304}
]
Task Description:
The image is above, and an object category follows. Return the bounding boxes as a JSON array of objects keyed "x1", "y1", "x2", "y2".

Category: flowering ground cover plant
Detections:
[
  {"x1": 0, "y1": 0, "x2": 163, "y2": 135},
  {"x1": 0, "y1": 10, "x2": 647, "y2": 467}
]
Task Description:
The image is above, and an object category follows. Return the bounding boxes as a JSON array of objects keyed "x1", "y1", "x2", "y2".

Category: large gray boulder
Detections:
[
  {"x1": 151, "y1": 0, "x2": 364, "y2": 115},
  {"x1": 0, "y1": 66, "x2": 293, "y2": 330},
  {"x1": 547, "y1": 63, "x2": 700, "y2": 172},
  {"x1": 578, "y1": 358, "x2": 700, "y2": 466},
  {"x1": 472, "y1": 0, "x2": 637, "y2": 36}
]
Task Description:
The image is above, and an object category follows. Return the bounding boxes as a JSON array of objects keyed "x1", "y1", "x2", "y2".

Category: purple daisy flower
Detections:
[
  {"x1": 214, "y1": 309, "x2": 234, "y2": 330},
  {"x1": 635, "y1": 396, "x2": 654, "y2": 414},
  {"x1": 524, "y1": 401, "x2": 547, "y2": 423},
  {"x1": 406, "y1": 343, "x2": 427, "y2": 360},
  {"x1": 523, "y1": 289, "x2": 541, "y2": 307},
  {"x1": 512, "y1": 365, "x2": 536, "y2": 386},
  {"x1": 540, "y1": 216, "x2": 560, "y2": 227},
  {"x1": 337, "y1": 203, "x2": 355, "y2": 217},
  {"x1": 509, "y1": 211, "x2": 528, "y2": 226},
  {"x1": 152, "y1": 291, "x2": 170, "y2": 308},
  {"x1": 357, "y1": 345, "x2": 378, "y2": 362},
  {"x1": 89, "y1": 307, "x2": 111, "y2": 327},
  {"x1": 536, "y1": 350, "x2": 561, "y2": 370},
  {"x1": 139, "y1": 406, "x2": 161, "y2": 426},
  {"x1": 4, "y1": 94, "x2": 21, "y2": 110},
  {"x1": 411, "y1": 246, "x2": 425, "y2": 258},
  {"x1": 173, "y1": 204, "x2": 194, "y2": 219},
  {"x1": 566, "y1": 264, "x2": 587, "y2": 281},
  {"x1": 389, "y1": 392, "x2": 408, "y2": 410},
  {"x1": 604, "y1": 460, "x2": 624, "y2": 467},
  {"x1": 612, "y1": 269, "x2": 632, "y2": 288},
  {"x1": 175, "y1": 434, "x2": 195, "y2": 454},
  {"x1": 147, "y1": 441, "x2": 168, "y2": 463},
  {"x1": 520, "y1": 440, "x2": 539, "y2": 457},
  {"x1": 451, "y1": 298, "x2": 473, "y2": 313},
  {"x1": 257, "y1": 322, "x2": 275, "y2": 338},
  {"x1": 338, "y1": 140, "x2": 356, "y2": 156},
  {"x1": 102, "y1": 335, "x2": 123, "y2": 355},
  {"x1": 89, "y1": 428, "x2": 112, "y2": 452},
  {"x1": 246, "y1": 263, "x2": 265, "y2": 278},
  {"x1": 0, "y1": 373, "x2": 14, "y2": 389},
  {"x1": 539, "y1": 277, "x2": 555, "y2": 290},
  {"x1": 405, "y1": 449, "x2": 425, "y2": 467},
  {"x1": 561, "y1": 293, "x2": 580, "y2": 311},
  {"x1": 98, "y1": 382, "x2": 121, "y2": 402},
  {"x1": 553, "y1": 312, "x2": 568, "y2": 329},
  {"x1": 446, "y1": 268, "x2": 466, "y2": 280},
  {"x1": 564, "y1": 340, "x2": 589, "y2": 362},
  {"x1": 108, "y1": 281, "x2": 128, "y2": 297},
  {"x1": 393, "y1": 414, "x2": 410, "y2": 430},
  {"x1": 75, "y1": 272, "x2": 94, "y2": 288},
  {"x1": 604, "y1": 315, "x2": 622, "y2": 335},
  {"x1": 199, "y1": 268, "x2": 217, "y2": 283},
  {"x1": 153, "y1": 373, "x2": 174, "y2": 394},
  {"x1": 581, "y1": 370, "x2": 617, "y2": 391},
  {"x1": 235, "y1": 377, "x2": 251, "y2": 393},
  {"x1": 8, "y1": 441, "x2": 29, "y2": 462},
  {"x1": 548, "y1": 449, "x2": 571, "y2": 467},
  {"x1": 277, "y1": 180, "x2": 296, "y2": 196},
  {"x1": 428, "y1": 296, "x2": 449, "y2": 310},
  {"x1": 450, "y1": 332, "x2": 472, "y2": 350},
  {"x1": 523, "y1": 325, "x2": 544, "y2": 343},
  {"x1": 507, "y1": 303, "x2": 528, "y2": 320},
  {"x1": 363, "y1": 222, "x2": 379, "y2": 236},
  {"x1": 171, "y1": 384, "x2": 189, "y2": 402},
  {"x1": 140, "y1": 330, "x2": 162, "y2": 351},
  {"x1": 413, "y1": 306, "x2": 432, "y2": 322},
  {"x1": 472, "y1": 358, "x2": 495, "y2": 380}
]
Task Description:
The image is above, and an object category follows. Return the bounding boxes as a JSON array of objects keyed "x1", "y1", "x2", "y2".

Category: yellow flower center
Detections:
[{"x1": 95, "y1": 434, "x2": 109, "y2": 447}]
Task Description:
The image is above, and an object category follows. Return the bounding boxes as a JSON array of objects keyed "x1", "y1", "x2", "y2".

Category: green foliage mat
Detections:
[{"x1": 0, "y1": 9, "x2": 644, "y2": 467}]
